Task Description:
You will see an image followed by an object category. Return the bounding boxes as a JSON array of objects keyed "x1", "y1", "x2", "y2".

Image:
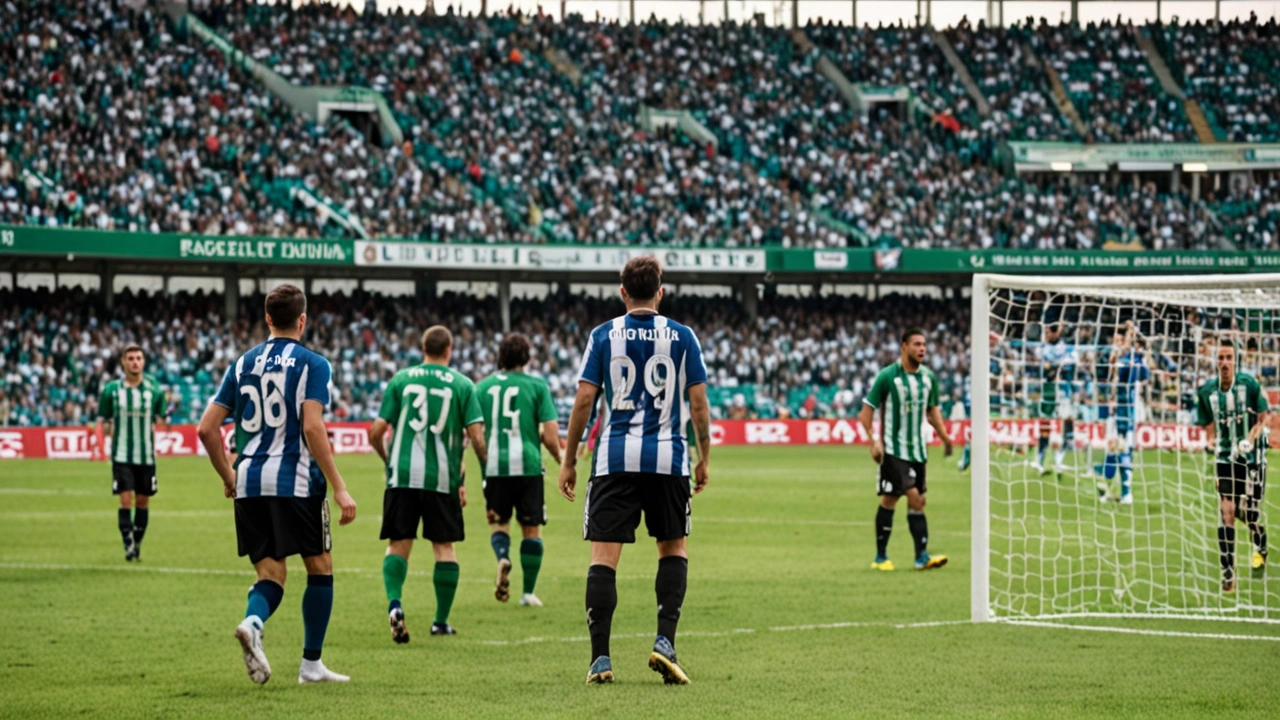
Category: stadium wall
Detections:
[{"x1": 0, "y1": 421, "x2": 1212, "y2": 460}]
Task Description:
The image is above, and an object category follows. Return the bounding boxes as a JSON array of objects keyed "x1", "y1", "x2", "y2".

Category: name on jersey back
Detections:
[
  {"x1": 609, "y1": 327, "x2": 680, "y2": 342},
  {"x1": 408, "y1": 367, "x2": 454, "y2": 382}
]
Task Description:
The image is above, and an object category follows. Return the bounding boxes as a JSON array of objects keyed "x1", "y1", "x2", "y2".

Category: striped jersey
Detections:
[
  {"x1": 863, "y1": 361, "x2": 940, "y2": 464},
  {"x1": 212, "y1": 338, "x2": 332, "y2": 498},
  {"x1": 98, "y1": 376, "x2": 167, "y2": 465},
  {"x1": 1195, "y1": 372, "x2": 1269, "y2": 462},
  {"x1": 476, "y1": 370, "x2": 558, "y2": 478},
  {"x1": 1112, "y1": 349, "x2": 1150, "y2": 423},
  {"x1": 378, "y1": 364, "x2": 483, "y2": 494},
  {"x1": 578, "y1": 312, "x2": 707, "y2": 478}
]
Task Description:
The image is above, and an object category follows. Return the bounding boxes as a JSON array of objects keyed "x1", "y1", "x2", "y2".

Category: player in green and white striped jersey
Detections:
[
  {"x1": 858, "y1": 328, "x2": 954, "y2": 573},
  {"x1": 1195, "y1": 341, "x2": 1270, "y2": 591},
  {"x1": 94, "y1": 345, "x2": 167, "y2": 562},
  {"x1": 476, "y1": 333, "x2": 564, "y2": 607},
  {"x1": 369, "y1": 326, "x2": 488, "y2": 642}
]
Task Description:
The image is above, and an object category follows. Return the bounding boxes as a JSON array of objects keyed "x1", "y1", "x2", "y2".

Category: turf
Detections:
[{"x1": 1, "y1": 447, "x2": 1277, "y2": 719}]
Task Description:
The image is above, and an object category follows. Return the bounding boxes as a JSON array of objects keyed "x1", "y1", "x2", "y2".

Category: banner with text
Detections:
[
  {"x1": 1, "y1": 420, "x2": 1216, "y2": 460},
  {"x1": 355, "y1": 241, "x2": 766, "y2": 273},
  {"x1": 801, "y1": 248, "x2": 1280, "y2": 274},
  {"x1": 0, "y1": 225, "x2": 352, "y2": 265}
]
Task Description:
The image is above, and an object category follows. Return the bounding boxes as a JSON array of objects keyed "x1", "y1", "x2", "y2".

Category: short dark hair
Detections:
[
  {"x1": 422, "y1": 325, "x2": 453, "y2": 357},
  {"x1": 620, "y1": 255, "x2": 662, "y2": 302},
  {"x1": 498, "y1": 333, "x2": 531, "y2": 371},
  {"x1": 120, "y1": 345, "x2": 144, "y2": 364},
  {"x1": 265, "y1": 284, "x2": 306, "y2": 330},
  {"x1": 901, "y1": 328, "x2": 925, "y2": 344}
]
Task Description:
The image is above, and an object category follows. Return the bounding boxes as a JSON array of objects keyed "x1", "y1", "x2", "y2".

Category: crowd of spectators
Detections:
[
  {"x1": 0, "y1": 286, "x2": 969, "y2": 427},
  {"x1": 2, "y1": 0, "x2": 1278, "y2": 250}
]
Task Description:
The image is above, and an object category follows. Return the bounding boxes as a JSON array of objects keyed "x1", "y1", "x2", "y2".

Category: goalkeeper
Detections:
[{"x1": 1194, "y1": 341, "x2": 1269, "y2": 593}]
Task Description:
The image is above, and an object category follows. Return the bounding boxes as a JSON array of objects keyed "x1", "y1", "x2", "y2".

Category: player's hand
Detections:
[
  {"x1": 870, "y1": 440, "x2": 885, "y2": 465},
  {"x1": 221, "y1": 470, "x2": 236, "y2": 499},
  {"x1": 559, "y1": 463, "x2": 577, "y2": 502},
  {"x1": 333, "y1": 489, "x2": 357, "y2": 525},
  {"x1": 943, "y1": 438, "x2": 954, "y2": 457},
  {"x1": 459, "y1": 485, "x2": 468, "y2": 508},
  {"x1": 694, "y1": 459, "x2": 709, "y2": 495}
]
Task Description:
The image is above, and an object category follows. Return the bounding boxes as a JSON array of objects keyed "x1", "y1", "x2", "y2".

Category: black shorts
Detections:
[
  {"x1": 380, "y1": 488, "x2": 465, "y2": 544},
  {"x1": 234, "y1": 496, "x2": 330, "y2": 565},
  {"x1": 1216, "y1": 460, "x2": 1267, "y2": 502},
  {"x1": 483, "y1": 475, "x2": 546, "y2": 527},
  {"x1": 878, "y1": 456, "x2": 927, "y2": 497},
  {"x1": 583, "y1": 473, "x2": 691, "y2": 544},
  {"x1": 112, "y1": 463, "x2": 157, "y2": 496}
]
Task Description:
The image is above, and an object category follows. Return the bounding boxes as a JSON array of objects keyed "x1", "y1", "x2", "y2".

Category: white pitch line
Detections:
[
  {"x1": 1002, "y1": 620, "x2": 1280, "y2": 642},
  {"x1": 0, "y1": 562, "x2": 652, "y2": 584},
  {"x1": 470, "y1": 621, "x2": 962, "y2": 647},
  {"x1": 0, "y1": 487, "x2": 97, "y2": 496},
  {"x1": 545, "y1": 514, "x2": 972, "y2": 536}
]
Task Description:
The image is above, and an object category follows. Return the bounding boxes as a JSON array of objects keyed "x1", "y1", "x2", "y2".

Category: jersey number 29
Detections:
[{"x1": 610, "y1": 355, "x2": 676, "y2": 420}]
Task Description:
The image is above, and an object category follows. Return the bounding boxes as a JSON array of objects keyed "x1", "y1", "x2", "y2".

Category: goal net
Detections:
[{"x1": 971, "y1": 274, "x2": 1280, "y2": 626}]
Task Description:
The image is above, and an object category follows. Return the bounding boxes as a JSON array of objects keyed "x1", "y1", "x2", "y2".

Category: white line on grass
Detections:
[
  {"x1": 1002, "y1": 620, "x2": 1280, "y2": 643},
  {"x1": 469, "y1": 620, "x2": 968, "y2": 647},
  {"x1": 0, "y1": 487, "x2": 97, "y2": 496},
  {"x1": 546, "y1": 515, "x2": 973, "y2": 536},
  {"x1": 0, "y1": 562, "x2": 651, "y2": 584}
]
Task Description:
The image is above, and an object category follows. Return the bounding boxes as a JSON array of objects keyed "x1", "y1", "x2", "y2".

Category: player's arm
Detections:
[
  {"x1": 859, "y1": 370, "x2": 886, "y2": 464},
  {"x1": 927, "y1": 406, "x2": 954, "y2": 456},
  {"x1": 688, "y1": 382, "x2": 711, "y2": 495},
  {"x1": 301, "y1": 400, "x2": 356, "y2": 525},
  {"x1": 369, "y1": 417, "x2": 391, "y2": 465},
  {"x1": 1247, "y1": 383, "x2": 1270, "y2": 445},
  {"x1": 197, "y1": 402, "x2": 236, "y2": 498},
  {"x1": 466, "y1": 421, "x2": 488, "y2": 469},
  {"x1": 536, "y1": 384, "x2": 563, "y2": 466},
  {"x1": 560, "y1": 381, "x2": 600, "y2": 501}
]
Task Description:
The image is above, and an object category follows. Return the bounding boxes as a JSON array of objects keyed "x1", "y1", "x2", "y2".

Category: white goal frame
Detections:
[{"x1": 970, "y1": 272, "x2": 1280, "y2": 623}]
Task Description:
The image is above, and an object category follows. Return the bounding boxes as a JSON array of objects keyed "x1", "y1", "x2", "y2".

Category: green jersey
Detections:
[
  {"x1": 476, "y1": 371, "x2": 558, "y2": 478},
  {"x1": 1195, "y1": 372, "x2": 1269, "y2": 462},
  {"x1": 98, "y1": 376, "x2": 167, "y2": 465},
  {"x1": 379, "y1": 363, "x2": 484, "y2": 494},
  {"x1": 864, "y1": 361, "x2": 940, "y2": 464}
]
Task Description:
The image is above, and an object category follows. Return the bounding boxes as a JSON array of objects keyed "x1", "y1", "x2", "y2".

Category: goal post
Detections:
[{"x1": 971, "y1": 273, "x2": 1280, "y2": 626}]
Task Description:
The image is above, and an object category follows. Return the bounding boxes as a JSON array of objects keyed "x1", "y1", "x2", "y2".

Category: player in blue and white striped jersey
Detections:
[
  {"x1": 197, "y1": 284, "x2": 357, "y2": 687},
  {"x1": 558, "y1": 256, "x2": 712, "y2": 686}
]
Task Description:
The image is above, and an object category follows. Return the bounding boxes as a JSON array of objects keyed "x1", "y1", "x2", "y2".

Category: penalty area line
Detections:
[
  {"x1": 1002, "y1": 620, "x2": 1280, "y2": 642},
  {"x1": 471, "y1": 619, "x2": 969, "y2": 647}
]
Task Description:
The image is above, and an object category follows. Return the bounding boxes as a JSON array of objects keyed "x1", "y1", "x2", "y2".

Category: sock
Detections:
[
  {"x1": 244, "y1": 579, "x2": 284, "y2": 627},
  {"x1": 490, "y1": 531, "x2": 511, "y2": 562},
  {"x1": 875, "y1": 505, "x2": 894, "y2": 560},
  {"x1": 586, "y1": 564, "x2": 617, "y2": 661},
  {"x1": 132, "y1": 508, "x2": 149, "y2": 546},
  {"x1": 1219, "y1": 524, "x2": 1237, "y2": 580},
  {"x1": 117, "y1": 508, "x2": 133, "y2": 549},
  {"x1": 383, "y1": 553, "x2": 408, "y2": 606},
  {"x1": 1119, "y1": 451, "x2": 1133, "y2": 497},
  {"x1": 959, "y1": 444, "x2": 970, "y2": 468},
  {"x1": 907, "y1": 510, "x2": 929, "y2": 560},
  {"x1": 655, "y1": 556, "x2": 688, "y2": 645},
  {"x1": 1037, "y1": 434, "x2": 1049, "y2": 464},
  {"x1": 301, "y1": 575, "x2": 333, "y2": 661},
  {"x1": 1053, "y1": 447, "x2": 1066, "y2": 469},
  {"x1": 520, "y1": 538, "x2": 543, "y2": 595},
  {"x1": 433, "y1": 561, "x2": 460, "y2": 625},
  {"x1": 1245, "y1": 501, "x2": 1267, "y2": 558}
]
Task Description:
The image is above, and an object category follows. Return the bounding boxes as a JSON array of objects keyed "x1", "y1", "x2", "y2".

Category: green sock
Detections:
[
  {"x1": 383, "y1": 554, "x2": 408, "y2": 604},
  {"x1": 433, "y1": 561, "x2": 460, "y2": 625},
  {"x1": 520, "y1": 538, "x2": 544, "y2": 595}
]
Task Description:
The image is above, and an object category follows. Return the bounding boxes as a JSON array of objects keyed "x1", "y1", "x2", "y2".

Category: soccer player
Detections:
[
  {"x1": 1195, "y1": 341, "x2": 1269, "y2": 592},
  {"x1": 95, "y1": 345, "x2": 167, "y2": 562},
  {"x1": 196, "y1": 284, "x2": 358, "y2": 686},
  {"x1": 558, "y1": 256, "x2": 711, "y2": 686},
  {"x1": 1031, "y1": 323, "x2": 1077, "y2": 480},
  {"x1": 858, "y1": 328, "x2": 954, "y2": 572},
  {"x1": 476, "y1": 333, "x2": 563, "y2": 607},
  {"x1": 369, "y1": 326, "x2": 487, "y2": 643},
  {"x1": 1104, "y1": 324, "x2": 1149, "y2": 504}
]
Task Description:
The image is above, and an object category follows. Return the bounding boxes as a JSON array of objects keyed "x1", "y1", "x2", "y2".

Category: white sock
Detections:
[
  {"x1": 241, "y1": 615, "x2": 263, "y2": 630},
  {"x1": 1054, "y1": 449, "x2": 1066, "y2": 468}
]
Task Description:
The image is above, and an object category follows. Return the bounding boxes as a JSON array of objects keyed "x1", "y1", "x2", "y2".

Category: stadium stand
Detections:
[{"x1": 0, "y1": 286, "x2": 968, "y2": 426}]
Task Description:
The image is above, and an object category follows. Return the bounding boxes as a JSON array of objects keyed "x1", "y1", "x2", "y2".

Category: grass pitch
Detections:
[{"x1": 1, "y1": 447, "x2": 1278, "y2": 719}]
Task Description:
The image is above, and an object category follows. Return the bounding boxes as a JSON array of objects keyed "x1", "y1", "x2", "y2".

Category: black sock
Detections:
[
  {"x1": 1037, "y1": 435, "x2": 1049, "y2": 457},
  {"x1": 908, "y1": 510, "x2": 928, "y2": 560},
  {"x1": 875, "y1": 506, "x2": 894, "y2": 559},
  {"x1": 1245, "y1": 502, "x2": 1267, "y2": 558},
  {"x1": 585, "y1": 565, "x2": 617, "y2": 661},
  {"x1": 655, "y1": 556, "x2": 688, "y2": 646},
  {"x1": 117, "y1": 508, "x2": 133, "y2": 548},
  {"x1": 133, "y1": 508, "x2": 149, "y2": 546},
  {"x1": 1219, "y1": 524, "x2": 1237, "y2": 579}
]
